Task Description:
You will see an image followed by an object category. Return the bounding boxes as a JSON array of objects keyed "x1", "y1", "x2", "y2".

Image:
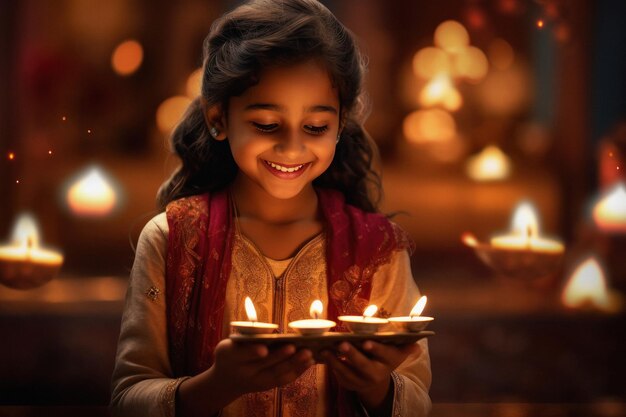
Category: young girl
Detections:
[{"x1": 110, "y1": 0, "x2": 431, "y2": 416}]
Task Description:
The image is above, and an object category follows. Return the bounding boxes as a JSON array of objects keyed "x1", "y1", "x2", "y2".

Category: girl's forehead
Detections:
[{"x1": 237, "y1": 60, "x2": 340, "y2": 107}]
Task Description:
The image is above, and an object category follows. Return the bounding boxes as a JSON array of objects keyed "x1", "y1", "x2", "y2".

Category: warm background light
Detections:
[
  {"x1": 562, "y1": 257, "x2": 620, "y2": 312},
  {"x1": 403, "y1": 109, "x2": 457, "y2": 144},
  {"x1": 466, "y1": 145, "x2": 512, "y2": 181},
  {"x1": 156, "y1": 96, "x2": 192, "y2": 133},
  {"x1": 419, "y1": 74, "x2": 463, "y2": 111},
  {"x1": 434, "y1": 20, "x2": 469, "y2": 54},
  {"x1": 454, "y1": 46, "x2": 489, "y2": 83},
  {"x1": 592, "y1": 182, "x2": 626, "y2": 233},
  {"x1": 186, "y1": 68, "x2": 203, "y2": 98},
  {"x1": 413, "y1": 47, "x2": 451, "y2": 79},
  {"x1": 488, "y1": 38, "x2": 515, "y2": 70},
  {"x1": 111, "y1": 39, "x2": 143, "y2": 76},
  {"x1": 66, "y1": 167, "x2": 118, "y2": 217}
]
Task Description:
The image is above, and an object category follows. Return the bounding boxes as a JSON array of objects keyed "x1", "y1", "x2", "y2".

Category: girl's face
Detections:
[{"x1": 224, "y1": 59, "x2": 341, "y2": 200}]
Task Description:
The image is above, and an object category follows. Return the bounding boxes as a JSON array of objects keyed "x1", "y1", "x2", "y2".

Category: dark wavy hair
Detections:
[{"x1": 157, "y1": 0, "x2": 382, "y2": 212}]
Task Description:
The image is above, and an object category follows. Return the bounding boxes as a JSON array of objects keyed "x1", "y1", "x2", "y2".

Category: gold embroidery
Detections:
[
  {"x1": 159, "y1": 377, "x2": 189, "y2": 417},
  {"x1": 284, "y1": 366, "x2": 318, "y2": 417},
  {"x1": 391, "y1": 371, "x2": 404, "y2": 417},
  {"x1": 230, "y1": 235, "x2": 274, "y2": 323},
  {"x1": 225, "y1": 231, "x2": 326, "y2": 416},
  {"x1": 244, "y1": 389, "x2": 274, "y2": 417},
  {"x1": 166, "y1": 196, "x2": 209, "y2": 371},
  {"x1": 146, "y1": 286, "x2": 160, "y2": 301}
]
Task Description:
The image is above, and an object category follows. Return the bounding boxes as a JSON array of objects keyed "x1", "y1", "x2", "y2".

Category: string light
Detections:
[
  {"x1": 48, "y1": 150, "x2": 53, "y2": 155},
  {"x1": 8, "y1": 152, "x2": 15, "y2": 160},
  {"x1": 537, "y1": 19, "x2": 545, "y2": 28},
  {"x1": 87, "y1": 129, "x2": 92, "y2": 134},
  {"x1": 61, "y1": 116, "x2": 67, "y2": 121}
]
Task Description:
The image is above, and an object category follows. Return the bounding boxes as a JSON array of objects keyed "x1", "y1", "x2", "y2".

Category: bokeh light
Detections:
[
  {"x1": 465, "y1": 145, "x2": 512, "y2": 181},
  {"x1": 111, "y1": 39, "x2": 144, "y2": 76},
  {"x1": 434, "y1": 20, "x2": 470, "y2": 54},
  {"x1": 454, "y1": 46, "x2": 489, "y2": 83},
  {"x1": 488, "y1": 38, "x2": 515, "y2": 70},
  {"x1": 412, "y1": 47, "x2": 451, "y2": 79},
  {"x1": 403, "y1": 109, "x2": 457, "y2": 143},
  {"x1": 156, "y1": 96, "x2": 192, "y2": 133},
  {"x1": 186, "y1": 68, "x2": 203, "y2": 98},
  {"x1": 65, "y1": 166, "x2": 119, "y2": 217},
  {"x1": 419, "y1": 74, "x2": 463, "y2": 111}
]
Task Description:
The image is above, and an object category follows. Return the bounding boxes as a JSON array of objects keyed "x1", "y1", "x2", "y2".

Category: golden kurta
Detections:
[{"x1": 111, "y1": 213, "x2": 432, "y2": 417}]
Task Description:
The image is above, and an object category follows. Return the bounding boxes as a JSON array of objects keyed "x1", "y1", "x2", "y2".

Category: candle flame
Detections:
[
  {"x1": 410, "y1": 296, "x2": 428, "y2": 318},
  {"x1": 244, "y1": 296, "x2": 258, "y2": 322},
  {"x1": 310, "y1": 300, "x2": 323, "y2": 319},
  {"x1": 592, "y1": 182, "x2": 626, "y2": 233},
  {"x1": 461, "y1": 232, "x2": 478, "y2": 247},
  {"x1": 562, "y1": 257, "x2": 613, "y2": 311},
  {"x1": 12, "y1": 214, "x2": 40, "y2": 250},
  {"x1": 511, "y1": 202, "x2": 539, "y2": 238},
  {"x1": 363, "y1": 305, "x2": 378, "y2": 318}
]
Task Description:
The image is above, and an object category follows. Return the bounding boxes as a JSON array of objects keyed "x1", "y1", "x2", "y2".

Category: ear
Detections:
[{"x1": 205, "y1": 103, "x2": 228, "y2": 141}]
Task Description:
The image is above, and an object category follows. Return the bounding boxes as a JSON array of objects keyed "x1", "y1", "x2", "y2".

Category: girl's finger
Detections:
[
  {"x1": 218, "y1": 339, "x2": 269, "y2": 363},
  {"x1": 338, "y1": 343, "x2": 377, "y2": 376},
  {"x1": 359, "y1": 341, "x2": 414, "y2": 368},
  {"x1": 322, "y1": 351, "x2": 367, "y2": 388},
  {"x1": 260, "y1": 349, "x2": 314, "y2": 385},
  {"x1": 253, "y1": 344, "x2": 297, "y2": 368}
]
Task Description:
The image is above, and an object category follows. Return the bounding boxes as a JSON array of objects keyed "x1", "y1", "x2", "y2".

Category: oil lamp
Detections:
[
  {"x1": 230, "y1": 297, "x2": 278, "y2": 335},
  {"x1": 288, "y1": 300, "x2": 336, "y2": 336},
  {"x1": 338, "y1": 305, "x2": 388, "y2": 334},
  {"x1": 0, "y1": 214, "x2": 63, "y2": 290},
  {"x1": 388, "y1": 296, "x2": 434, "y2": 332}
]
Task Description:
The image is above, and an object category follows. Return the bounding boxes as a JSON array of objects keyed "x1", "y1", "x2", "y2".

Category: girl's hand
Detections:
[
  {"x1": 177, "y1": 339, "x2": 315, "y2": 417},
  {"x1": 211, "y1": 338, "x2": 315, "y2": 396},
  {"x1": 321, "y1": 341, "x2": 422, "y2": 413}
]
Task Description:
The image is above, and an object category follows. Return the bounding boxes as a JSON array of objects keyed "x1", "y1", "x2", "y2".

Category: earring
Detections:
[
  {"x1": 336, "y1": 134, "x2": 341, "y2": 144},
  {"x1": 209, "y1": 126, "x2": 219, "y2": 138}
]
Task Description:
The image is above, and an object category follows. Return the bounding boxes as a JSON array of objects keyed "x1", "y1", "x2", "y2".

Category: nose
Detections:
[{"x1": 274, "y1": 130, "x2": 305, "y2": 159}]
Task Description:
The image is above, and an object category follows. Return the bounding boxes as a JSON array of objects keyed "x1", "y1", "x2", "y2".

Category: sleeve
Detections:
[
  {"x1": 368, "y1": 249, "x2": 432, "y2": 417},
  {"x1": 110, "y1": 213, "x2": 189, "y2": 417}
]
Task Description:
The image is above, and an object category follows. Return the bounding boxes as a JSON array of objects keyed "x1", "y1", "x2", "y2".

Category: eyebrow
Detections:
[{"x1": 244, "y1": 103, "x2": 338, "y2": 115}]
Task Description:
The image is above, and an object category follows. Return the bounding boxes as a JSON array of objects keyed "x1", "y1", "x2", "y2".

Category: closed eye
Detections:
[
  {"x1": 304, "y1": 125, "x2": 328, "y2": 135},
  {"x1": 253, "y1": 122, "x2": 279, "y2": 133}
]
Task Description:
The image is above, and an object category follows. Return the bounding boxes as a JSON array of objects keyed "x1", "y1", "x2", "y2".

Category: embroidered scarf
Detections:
[{"x1": 165, "y1": 188, "x2": 411, "y2": 413}]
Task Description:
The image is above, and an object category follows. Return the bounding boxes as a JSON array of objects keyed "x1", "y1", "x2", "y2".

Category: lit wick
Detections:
[
  {"x1": 409, "y1": 296, "x2": 427, "y2": 319},
  {"x1": 363, "y1": 304, "x2": 378, "y2": 320}
]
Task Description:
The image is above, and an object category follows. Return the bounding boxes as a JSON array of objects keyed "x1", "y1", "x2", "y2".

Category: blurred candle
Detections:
[
  {"x1": 0, "y1": 214, "x2": 63, "y2": 289},
  {"x1": 562, "y1": 257, "x2": 622, "y2": 313},
  {"x1": 491, "y1": 202, "x2": 564, "y2": 253},
  {"x1": 66, "y1": 167, "x2": 118, "y2": 217},
  {"x1": 466, "y1": 145, "x2": 512, "y2": 181},
  {"x1": 592, "y1": 182, "x2": 626, "y2": 233}
]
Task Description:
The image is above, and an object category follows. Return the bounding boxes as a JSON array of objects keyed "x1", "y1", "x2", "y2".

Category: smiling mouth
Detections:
[{"x1": 263, "y1": 160, "x2": 308, "y2": 173}]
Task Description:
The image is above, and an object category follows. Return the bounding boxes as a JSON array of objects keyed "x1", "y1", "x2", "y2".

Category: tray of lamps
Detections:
[{"x1": 230, "y1": 298, "x2": 434, "y2": 350}]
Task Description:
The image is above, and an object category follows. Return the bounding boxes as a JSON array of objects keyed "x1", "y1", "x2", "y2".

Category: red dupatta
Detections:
[{"x1": 165, "y1": 188, "x2": 412, "y2": 411}]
